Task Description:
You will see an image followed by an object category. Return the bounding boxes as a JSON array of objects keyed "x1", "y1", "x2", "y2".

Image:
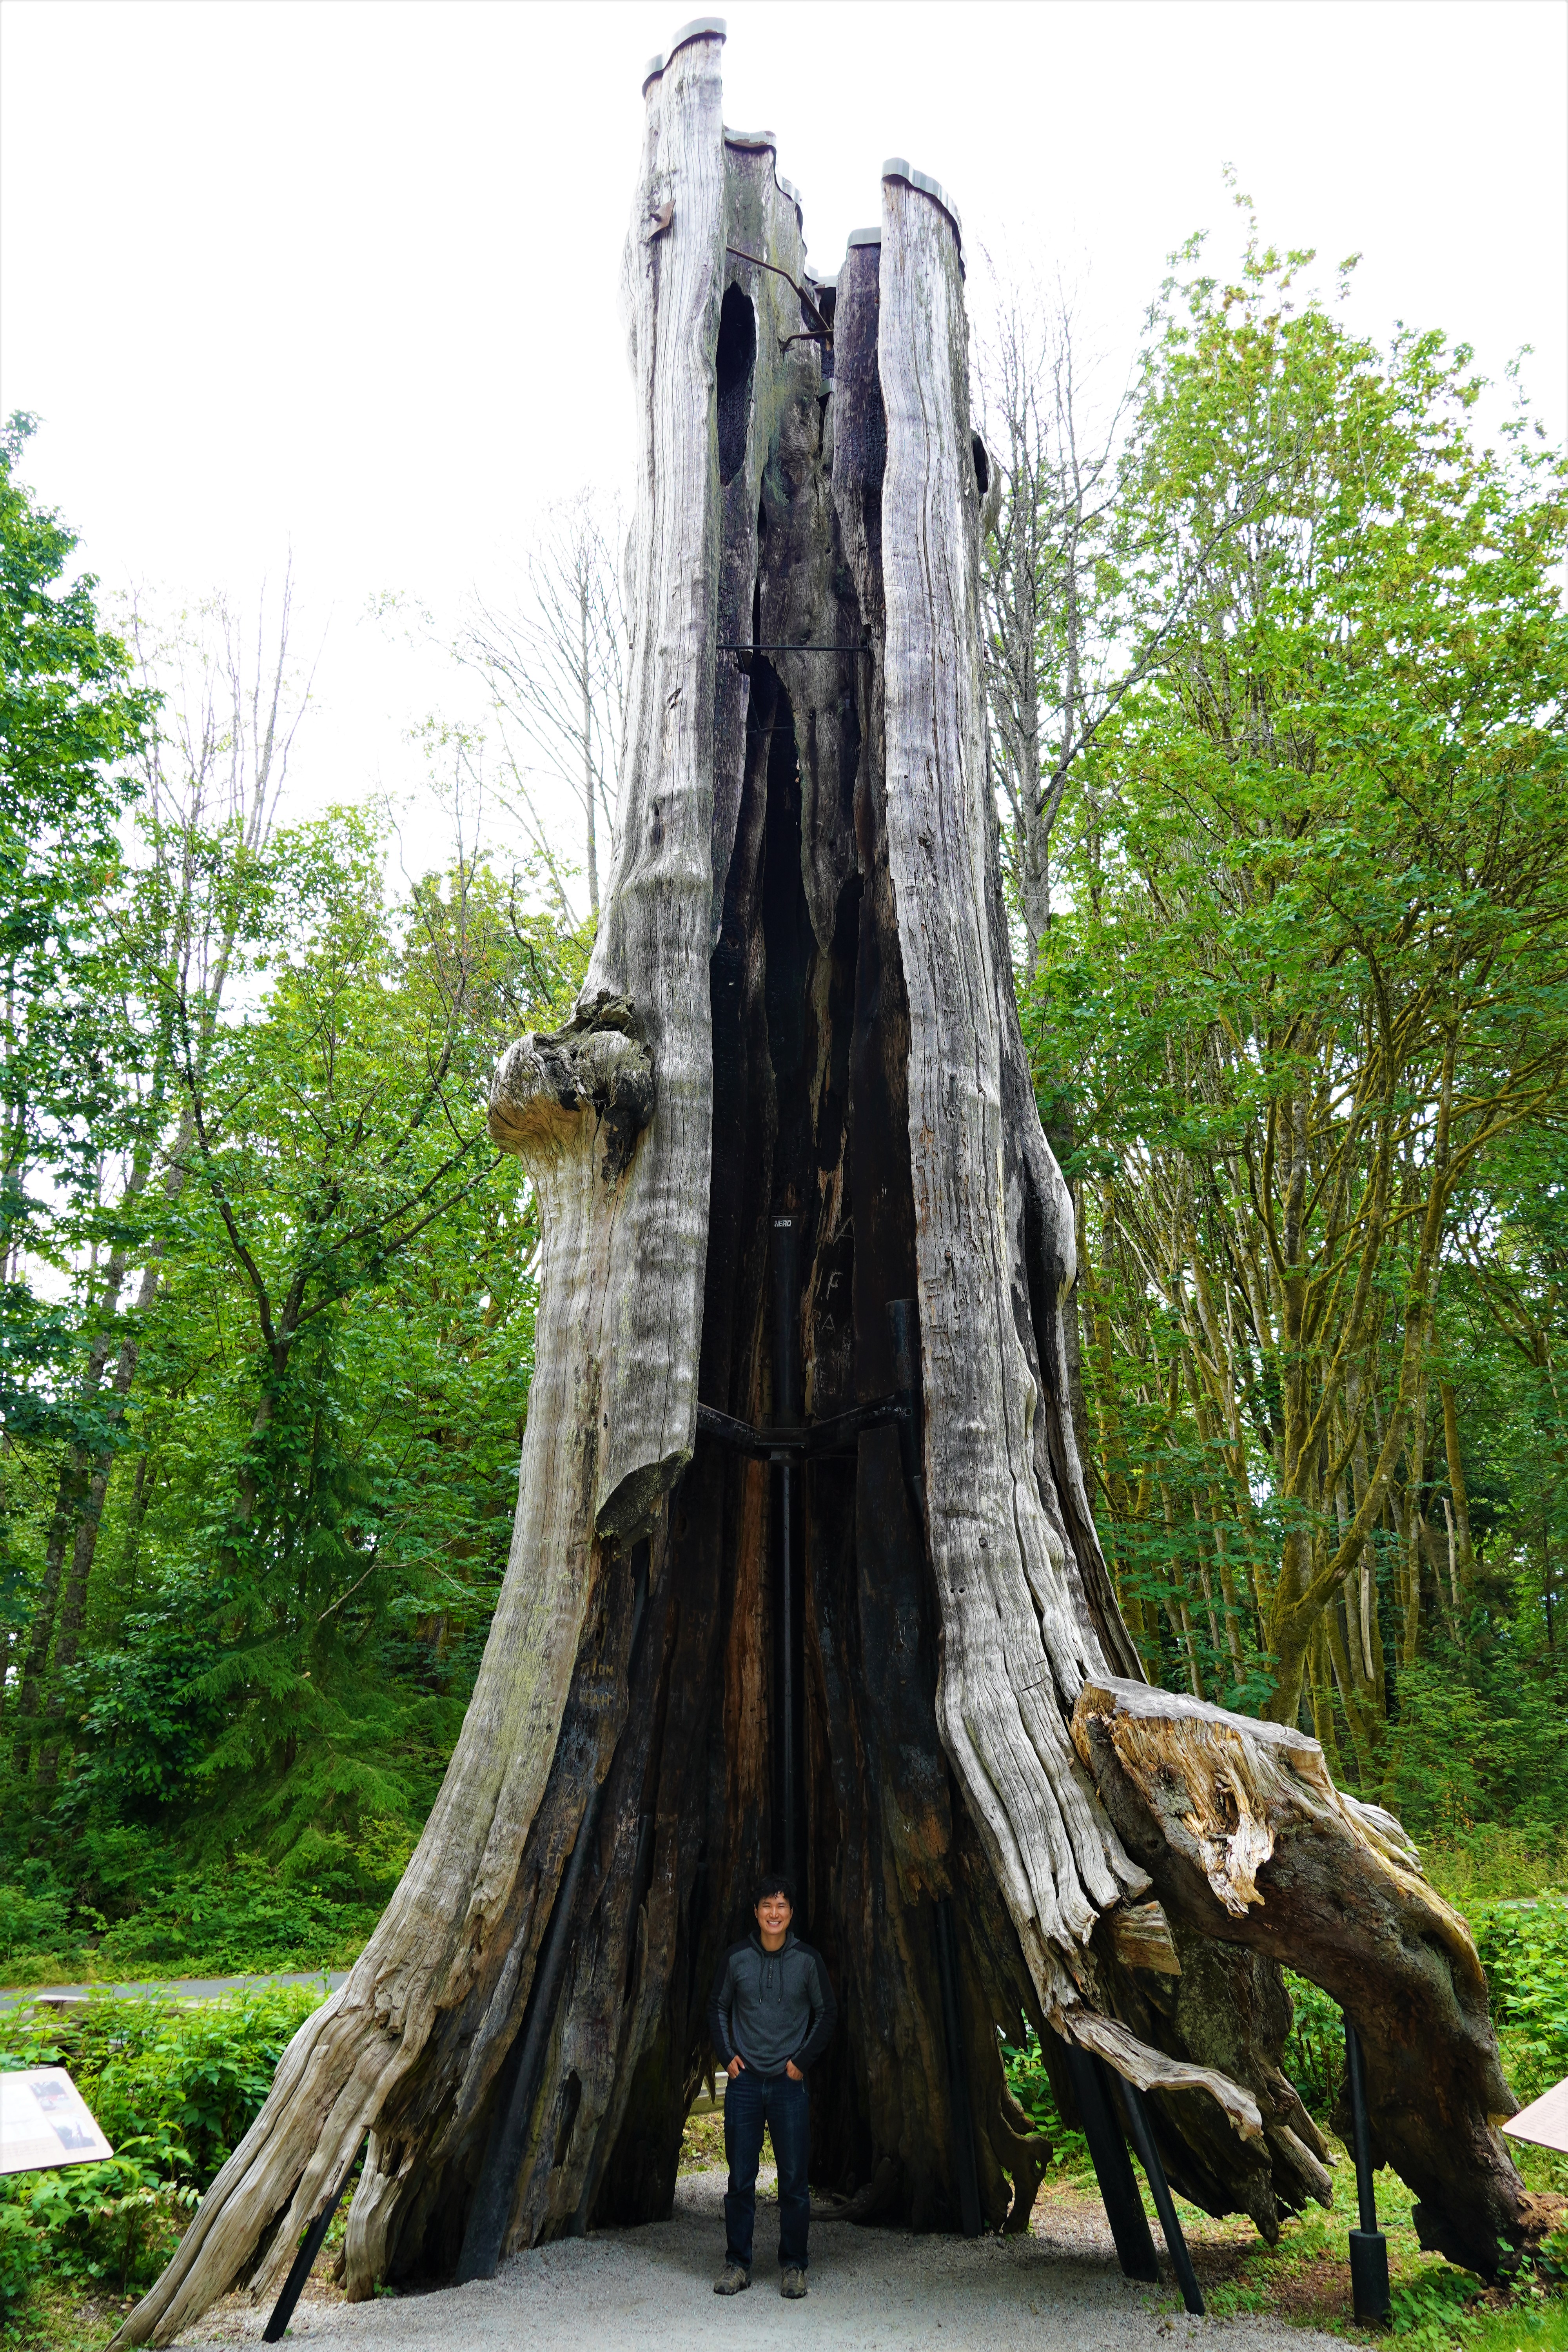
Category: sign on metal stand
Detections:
[
  {"x1": 0, "y1": 2069, "x2": 113, "y2": 2174},
  {"x1": 1501, "y1": 2075, "x2": 1568, "y2": 2158}
]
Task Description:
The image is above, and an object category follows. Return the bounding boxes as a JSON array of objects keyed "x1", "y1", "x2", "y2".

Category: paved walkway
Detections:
[
  {"x1": 175, "y1": 2168, "x2": 1342, "y2": 2352},
  {"x1": 0, "y1": 1971, "x2": 349, "y2": 2011}
]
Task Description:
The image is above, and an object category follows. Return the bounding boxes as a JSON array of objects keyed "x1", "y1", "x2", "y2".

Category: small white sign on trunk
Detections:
[{"x1": 0, "y1": 2068, "x2": 114, "y2": 2174}]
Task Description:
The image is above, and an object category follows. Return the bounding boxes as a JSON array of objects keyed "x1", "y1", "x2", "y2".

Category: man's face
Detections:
[{"x1": 755, "y1": 1891, "x2": 793, "y2": 1938}]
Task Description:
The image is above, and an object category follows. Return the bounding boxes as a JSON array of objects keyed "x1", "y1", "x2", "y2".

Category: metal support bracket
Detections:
[
  {"x1": 696, "y1": 1392, "x2": 908, "y2": 1461},
  {"x1": 262, "y1": 2136, "x2": 365, "y2": 2343},
  {"x1": 718, "y1": 641, "x2": 874, "y2": 663},
  {"x1": 724, "y1": 244, "x2": 832, "y2": 343},
  {"x1": 1121, "y1": 2080, "x2": 1206, "y2": 2315},
  {"x1": 1051, "y1": 2037, "x2": 1205, "y2": 2312},
  {"x1": 1344, "y1": 2014, "x2": 1391, "y2": 2322},
  {"x1": 1056, "y1": 2037, "x2": 1158, "y2": 2283}
]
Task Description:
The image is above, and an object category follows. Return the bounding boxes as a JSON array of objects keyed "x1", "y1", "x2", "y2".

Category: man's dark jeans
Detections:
[{"x1": 722, "y1": 2065, "x2": 809, "y2": 2272}]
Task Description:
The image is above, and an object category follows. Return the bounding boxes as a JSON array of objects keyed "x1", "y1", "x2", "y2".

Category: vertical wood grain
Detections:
[
  {"x1": 587, "y1": 31, "x2": 728, "y2": 1539},
  {"x1": 876, "y1": 171, "x2": 1146, "y2": 1986}
]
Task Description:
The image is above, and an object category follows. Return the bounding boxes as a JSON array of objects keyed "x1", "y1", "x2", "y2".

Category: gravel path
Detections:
[
  {"x1": 0, "y1": 1973, "x2": 350, "y2": 2011},
  {"x1": 175, "y1": 2167, "x2": 1342, "y2": 2352}
]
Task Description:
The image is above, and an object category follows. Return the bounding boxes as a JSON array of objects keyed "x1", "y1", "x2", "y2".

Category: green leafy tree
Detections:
[
  {"x1": 0, "y1": 415, "x2": 154, "y2": 1713},
  {"x1": 0, "y1": 416, "x2": 154, "y2": 1417},
  {"x1": 60, "y1": 826, "x2": 585, "y2": 1872},
  {"x1": 1031, "y1": 220, "x2": 1568, "y2": 1733},
  {"x1": 7, "y1": 581, "x2": 307, "y2": 1780}
]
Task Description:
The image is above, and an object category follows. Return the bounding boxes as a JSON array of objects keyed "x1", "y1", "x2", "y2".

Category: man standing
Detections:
[{"x1": 707, "y1": 1873, "x2": 837, "y2": 2299}]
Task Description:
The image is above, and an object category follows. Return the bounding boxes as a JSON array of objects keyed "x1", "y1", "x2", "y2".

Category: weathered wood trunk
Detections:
[{"x1": 116, "y1": 26, "x2": 1547, "y2": 2345}]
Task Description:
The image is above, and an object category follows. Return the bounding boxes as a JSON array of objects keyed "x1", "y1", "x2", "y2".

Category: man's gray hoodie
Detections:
[{"x1": 708, "y1": 1929, "x2": 837, "y2": 2079}]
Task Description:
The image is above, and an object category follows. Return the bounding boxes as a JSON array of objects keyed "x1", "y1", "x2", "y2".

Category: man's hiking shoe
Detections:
[
  {"x1": 781, "y1": 2267, "x2": 808, "y2": 2299},
  {"x1": 714, "y1": 2265, "x2": 750, "y2": 2296}
]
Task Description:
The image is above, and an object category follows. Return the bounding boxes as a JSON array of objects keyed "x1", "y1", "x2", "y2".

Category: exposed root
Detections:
[
  {"x1": 1071, "y1": 1674, "x2": 1541, "y2": 2278},
  {"x1": 1055, "y1": 2000, "x2": 1264, "y2": 2141}
]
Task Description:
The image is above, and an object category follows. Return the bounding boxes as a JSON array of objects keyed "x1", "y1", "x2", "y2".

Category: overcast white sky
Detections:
[{"x1": 3, "y1": 0, "x2": 1565, "y2": 878}]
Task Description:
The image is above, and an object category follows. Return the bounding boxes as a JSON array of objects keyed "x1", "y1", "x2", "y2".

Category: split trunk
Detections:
[{"x1": 118, "y1": 28, "x2": 1544, "y2": 2345}]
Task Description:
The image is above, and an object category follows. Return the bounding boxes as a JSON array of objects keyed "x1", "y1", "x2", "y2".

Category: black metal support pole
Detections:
[
  {"x1": 933, "y1": 1896, "x2": 984, "y2": 2237},
  {"x1": 262, "y1": 2136, "x2": 365, "y2": 2343},
  {"x1": 1345, "y1": 2017, "x2": 1379, "y2": 2232},
  {"x1": 1344, "y1": 2015, "x2": 1391, "y2": 2322},
  {"x1": 1053, "y1": 2036, "x2": 1158, "y2": 2282},
  {"x1": 886, "y1": 1298, "x2": 927, "y2": 1523},
  {"x1": 772, "y1": 1216, "x2": 800, "y2": 1888},
  {"x1": 1121, "y1": 2082, "x2": 1206, "y2": 2316}
]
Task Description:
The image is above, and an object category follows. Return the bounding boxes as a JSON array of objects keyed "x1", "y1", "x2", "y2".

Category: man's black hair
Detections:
[{"x1": 754, "y1": 1871, "x2": 796, "y2": 1910}]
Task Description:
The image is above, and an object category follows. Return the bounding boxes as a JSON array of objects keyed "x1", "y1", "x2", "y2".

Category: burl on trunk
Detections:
[{"x1": 116, "y1": 24, "x2": 1543, "y2": 2344}]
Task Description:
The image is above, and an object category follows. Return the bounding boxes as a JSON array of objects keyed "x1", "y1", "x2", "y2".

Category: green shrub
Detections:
[
  {"x1": 0, "y1": 2200, "x2": 42, "y2": 2324},
  {"x1": 95, "y1": 1996, "x2": 318, "y2": 2184},
  {"x1": 0, "y1": 1984, "x2": 323, "y2": 2191},
  {"x1": 1389, "y1": 2263, "x2": 1485, "y2": 2347},
  {"x1": 1282, "y1": 1969, "x2": 1347, "y2": 2118},
  {"x1": 1469, "y1": 1897, "x2": 1568, "y2": 2106},
  {"x1": 0, "y1": 1858, "x2": 379, "y2": 1989},
  {"x1": 1425, "y1": 1829, "x2": 1568, "y2": 1910},
  {"x1": 1, "y1": 2149, "x2": 198, "y2": 2299},
  {"x1": 1281, "y1": 1896, "x2": 1568, "y2": 2121},
  {"x1": 0, "y1": 1984, "x2": 327, "y2": 2332},
  {"x1": 0, "y1": 1867, "x2": 78, "y2": 1978},
  {"x1": 0, "y1": 1820, "x2": 405, "y2": 1991},
  {"x1": 91, "y1": 1855, "x2": 376, "y2": 1978},
  {"x1": 999, "y1": 2029, "x2": 1091, "y2": 2176}
]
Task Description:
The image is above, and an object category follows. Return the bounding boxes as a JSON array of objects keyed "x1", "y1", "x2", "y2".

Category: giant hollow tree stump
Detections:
[{"x1": 116, "y1": 23, "x2": 1546, "y2": 2343}]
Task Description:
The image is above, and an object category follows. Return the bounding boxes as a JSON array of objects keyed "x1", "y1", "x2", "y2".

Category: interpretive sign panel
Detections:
[
  {"x1": 0, "y1": 2068, "x2": 114, "y2": 2174},
  {"x1": 1502, "y1": 2078, "x2": 1568, "y2": 2157}
]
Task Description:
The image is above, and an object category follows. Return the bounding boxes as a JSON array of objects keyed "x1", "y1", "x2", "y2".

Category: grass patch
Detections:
[
  {"x1": 680, "y1": 2107, "x2": 726, "y2": 2175},
  {"x1": 1423, "y1": 1832, "x2": 1568, "y2": 1911},
  {"x1": 1035, "y1": 2146, "x2": 1566, "y2": 2347}
]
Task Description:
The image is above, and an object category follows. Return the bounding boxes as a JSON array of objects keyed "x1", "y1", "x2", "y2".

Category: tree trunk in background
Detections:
[
  {"x1": 1439, "y1": 1381, "x2": 1476, "y2": 1600},
  {"x1": 14, "y1": 1253, "x2": 134, "y2": 1766},
  {"x1": 35, "y1": 1252, "x2": 162, "y2": 1787},
  {"x1": 116, "y1": 29, "x2": 1547, "y2": 2346}
]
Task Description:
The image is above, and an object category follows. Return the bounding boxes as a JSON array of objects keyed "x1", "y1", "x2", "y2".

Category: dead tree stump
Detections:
[{"x1": 115, "y1": 24, "x2": 1544, "y2": 2344}]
